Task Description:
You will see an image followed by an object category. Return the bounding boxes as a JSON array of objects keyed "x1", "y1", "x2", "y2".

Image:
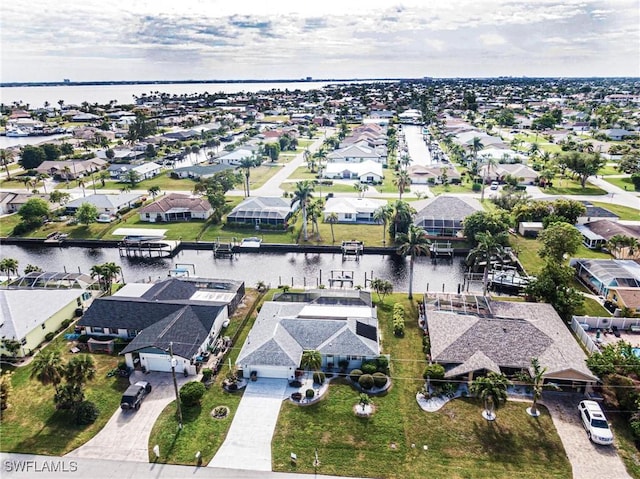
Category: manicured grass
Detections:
[
  {"x1": 309, "y1": 221, "x2": 388, "y2": 247},
  {"x1": 102, "y1": 217, "x2": 208, "y2": 241},
  {"x1": 589, "y1": 202, "x2": 640, "y2": 220},
  {"x1": 544, "y1": 177, "x2": 607, "y2": 196},
  {"x1": 134, "y1": 174, "x2": 197, "y2": 192},
  {"x1": 0, "y1": 326, "x2": 129, "y2": 455},
  {"x1": 0, "y1": 178, "x2": 34, "y2": 190},
  {"x1": 0, "y1": 213, "x2": 21, "y2": 237},
  {"x1": 603, "y1": 176, "x2": 638, "y2": 193},
  {"x1": 262, "y1": 115, "x2": 289, "y2": 123},
  {"x1": 147, "y1": 289, "x2": 263, "y2": 465},
  {"x1": 281, "y1": 182, "x2": 358, "y2": 194},
  {"x1": 247, "y1": 164, "x2": 282, "y2": 190},
  {"x1": 609, "y1": 412, "x2": 640, "y2": 479},
  {"x1": 287, "y1": 166, "x2": 318, "y2": 180},
  {"x1": 599, "y1": 165, "x2": 621, "y2": 176},
  {"x1": 272, "y1": 295, "x2": 571, "y2": 479},
  {"x1": 431, "y1": 183, "x2": 475, "y2": 195},
  {"x1": 199, "y1": 223, "x2": 295, "y2": 244},
  {"x1": 576, "y1": 296, "x2": 611, "y2": 317}
]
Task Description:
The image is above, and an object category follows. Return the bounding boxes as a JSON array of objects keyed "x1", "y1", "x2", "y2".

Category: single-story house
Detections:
[
  {"x1": 578, "y1": 220, "x2": 640, "y2": 257},
  {"x1": 65, "y1": 193, "x2": 143, "y2": 215},
  {"x1": 407, "y1": 165, "x2": 461, "y2": 185},
  {"x1": 322, "y1": 160, "x2": 383, "y2": 183},
  {"x1": 576, "y1": 224, "x2": 606, "y2": 250},
  {"x1": 216, "y1": 148, "x2": 255, "y2": 166},
  {"x1": 571, "y1": 258, "x2": 640, "y2": 296},
  {"x1": 480, "y1": 163, "x2": 539, "y2": 185},
  {"x1": 138, "y1": 193, "x2": 213, "y2": 222},
  {"x1": 323, "y1": 197, "x2": 387, "y2": 223},
  {"x1": 79, "y1": 276, "x2": 243, "y2": 375},
  {"x1": 0, "y1": 192, "x2": 51, "y2": 215},
  {"x1": 97, "y1": 148, "x2": 145, "y2": 162},
  {"x1": 226, "y1": 197, "x2": 297, "y2": 229},
  {"x1": 173, "y1": 164, "x2": 235, "y2": 180},
  {"x1": 109, "y1": 162, "x2": 162, "y2": 181},
  {"x1": 326, "y1": 144, "x2": 384, "y2": 164},
  {"x1": 602, "y1": 129, "x2": 635, "y2": 141},
  {"x1": 577, "y1": 203, "x2": 619, "y2": 225},
  {"x1": 37, "y1": 159, "x2": 108, "y2": 180},
  {"x1": 236, "y1": 289, "x2": 380, "y2": 379},
  {"x1": 425, "y1": 295, "x2": 597, "y2": 391},
  {"x1": 607, "y1": 288, "x2": 640, "y2": 316},
  {"x1": 0, "y1": 287, "x2": 97, "y2": 357},
  {"x1": 414, "y1": 196, "x2": 482, "y2": 238}
]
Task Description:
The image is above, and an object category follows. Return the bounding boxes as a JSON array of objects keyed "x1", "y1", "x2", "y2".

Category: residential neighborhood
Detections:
[{"x1": 1, "y1": 76, "x2": 640, "y2": 479}]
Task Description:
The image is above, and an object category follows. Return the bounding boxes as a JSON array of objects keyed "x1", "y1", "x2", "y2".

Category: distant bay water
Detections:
[{"x1": 0, "y1": 80, "x2": 377, "y2": 109}]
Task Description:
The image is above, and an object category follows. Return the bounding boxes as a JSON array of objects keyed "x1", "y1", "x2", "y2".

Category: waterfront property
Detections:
[
  {"x1": 424, "y1": 294, "x2": 597, "y2": 391},
  {"x1": 0, "y1": 283, "x2": 98, "y2": 357},
  {"x1": 172, "y1": 163, "x2": 235, "y2": 180},
  {"x1": 413, "y1": 195, "x2": 482, "y2": 238},
  {"x1": 323, "y1": 197, "x2": 387, "y2": 223},
  {"x1": 236, "y1": 289, "x2": 380, "y2": 379},
  {"x1": 226, "y1": 196, "x2": 297, "y2": 229},
  {"x1": 65, "y1": 193, "x2": 143, "y2": 216},
  {"x1": 571, "y1": 258, "x2": 640, "y2": 296},
  {"x1": 138, "y1": 193, "x2": 213, "y2": 222},
  {"x1": 78, "y1": 276, "x2": 243, "y2": 375}
]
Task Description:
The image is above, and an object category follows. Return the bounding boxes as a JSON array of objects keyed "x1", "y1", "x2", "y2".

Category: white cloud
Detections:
[{"x1": 479, "y1": 33, "x2": 507, "y2": 46}]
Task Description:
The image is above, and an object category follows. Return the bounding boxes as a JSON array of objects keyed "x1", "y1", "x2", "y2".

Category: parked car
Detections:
[
  {"x1": 96, "y1": 213, "x2": 113, "y2": 223},
  {"x1": 120, "y1": 381, "x2": 152, "y2": 411},
  {"x1": 490, "y1": 181, "x2": 500, "y2": 190},
  {"x1": 578, "y1": 400, "x2": 614, "y2": 445}
]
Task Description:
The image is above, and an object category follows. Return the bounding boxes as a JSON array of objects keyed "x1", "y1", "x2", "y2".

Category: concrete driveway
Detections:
[
  {"x1": 66, "y1": 371, "x2": 190, "y2": 463},
  {"x1": 543, "y1": 393, "x2": 631, "y2": 479},
  {"x1": 209, "y1": 379, "x2": 288, "y2": 471}
]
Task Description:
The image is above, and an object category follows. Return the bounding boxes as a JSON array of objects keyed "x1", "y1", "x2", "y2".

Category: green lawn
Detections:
[
  {"x1": 589, "y1": 202, "x2": 640, "y2": 220},
  {"x1": 247, "y1": 164, "x2": 283, "y2": 190},
  {"x1": 431, "y1": 183, "x2": 475, "y2": 195},
  {"x1": 272, "y1": 295, "x2": 571, "y2": 479},
  {"x1": 287, "y1": 166, "x2": 318, "y2": 180},
  {"x1": 309, "y1": 221, "x2": 388, "y2": 248},
  {"x1": 599, "y1": 165, "x2": 621, "y2": 176},
  {"x1": 0, "y1": 325, "x2": 129, "y2": 455},
  {"x1": 134, "y1": 174, "x2": 197, "y2": 192},
  {"x1": 610, "y1": 411, "x2": 640, "y2": 479},
  {"x1": 603, "y1": 176, "x2": 638, "y2": 193},
  {"x1": 0, "y1": 213, "x2": 21, "y2": 237},
  {"x1": 544, "y1": 177, "x2": 607, "y2": 196},
  {"x1": 147, "y1": 289, "x2": 264, "y2": 465},
  {"x1": 281, "y1": 182, "x2": 358, "y2": 194},
  {"x1": 575, "y1": 296, "x2": 611, "y2": 317}
]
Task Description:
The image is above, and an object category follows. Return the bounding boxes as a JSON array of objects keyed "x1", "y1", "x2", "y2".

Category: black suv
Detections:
[{"x1": 120, "y1": 381, "x2": 152, "y2": 411}]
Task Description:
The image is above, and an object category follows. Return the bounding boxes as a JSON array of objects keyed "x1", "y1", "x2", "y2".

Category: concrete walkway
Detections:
[{"x1": 208, "y1": 379, "x2": 288, "y2": 471}]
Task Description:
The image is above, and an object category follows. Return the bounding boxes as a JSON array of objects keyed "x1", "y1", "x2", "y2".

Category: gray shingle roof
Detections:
[
  {"x1": 227, "y1": 197, "x2": 295, "y2": 221},
  {"x1": 414, "y1": 196, "x2": 481, "y2": 224}
]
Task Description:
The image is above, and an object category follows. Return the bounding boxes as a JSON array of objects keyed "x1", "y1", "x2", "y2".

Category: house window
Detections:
[
  {"x1": 127, "y1": 329, "x2": 137, "y2": 338},
  {"x1": 344, "y1": 213, "x2": 353, "y2": 219},
  {"x1": 92, "y1": 327, "x2": 104, "y2": 334}
]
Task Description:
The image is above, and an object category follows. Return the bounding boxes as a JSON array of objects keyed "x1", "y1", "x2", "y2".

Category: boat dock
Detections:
[
  {"x1": 327, "y1": 270, "x2": 355, "y2": 287},
  {"x1": 213, "y1": 238, "x2": 237, "y2": 258},
  {"x1": 430, "y1": 241, "x2": 454, "y2": 258},
  {"x1": 341, "y1": 240, "x2": 363, "y2": 261}
]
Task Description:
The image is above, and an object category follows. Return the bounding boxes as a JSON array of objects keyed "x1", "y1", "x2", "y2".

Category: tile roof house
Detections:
[
  {"x1": 37, "y1": 159, "x2": 108, "y2": 180},
  {"x1": 236, "y1": 290, "x2": 380, "y2": 379},
  {"x1": 323, "y1": 197, "x2": 387, "y2": 223},
  {"x1": 226, "y1": 197, "x2": 296, "y2": 229},
  {"x1": 78, "y1": 276, "x2": 243, "y2": 375},
  {"x1": 414, "y1": 196, "x2": 482, "y2": 238},
  {"x1": 138, "y1": 193, "x2": 213, "y2": 222},
  {"x1": 426, "y1": 297, "x2": 597, "y2": 390},
  {"x1": 480, "y1": 163, "x2": 539, "y2": 185}
]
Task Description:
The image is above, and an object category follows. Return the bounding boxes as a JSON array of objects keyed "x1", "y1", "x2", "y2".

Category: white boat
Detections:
[{"x1": 5, "y1": 127, "x2": 30, "y2": 137}]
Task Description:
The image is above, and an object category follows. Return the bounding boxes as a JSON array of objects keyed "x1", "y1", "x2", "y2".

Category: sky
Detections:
[{"x1": 1, "y1": 0, "x2": 639, "y2": 83}]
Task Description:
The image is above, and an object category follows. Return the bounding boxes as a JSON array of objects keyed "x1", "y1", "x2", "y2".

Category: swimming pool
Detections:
[{"x1": 632, "y1": 348, "x2": 640, "y2": 358}]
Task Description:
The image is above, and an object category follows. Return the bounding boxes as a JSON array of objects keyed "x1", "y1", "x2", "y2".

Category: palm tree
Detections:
[
  {"x1": 31, "y1": 350, "x2": 64, "y2": 394},
  {"x1": 64, "y1": 355, "x2": 96, "y2": 386},
  {"x1": 300, "y1": 350, "x2": 322, "y2": 378},
  {"x1": 516, "y1": 357, "x2": 559, "y2": 417},
  {"x1": 606, "y1": 234, "x2": 627, "y2": 258},
  {"x1": 0, "y1": 258, "x2": 19, "y2": 279},
  {"x1": 373, "y1": 204, "x2": 393, "y2": 246},
  {"x1": 466, "y1": 231, "x2": 507, "y2": 296},
  {"x1": 470, "y1": 136, "x2": 484, "y2": 163},
  {"x1": 393, "y1": 170, "x2": 411, "y2": 200},
  {"x1": 148, "y1": 185, "x2": 161, "y2": 199},
  {"x1": 98, "y1": 170, "x2": 110, "y2": 187},
  {"x1": 470, "y1": 372, "x2": 511, "y2": 421},
  {"x1": 90, "y1": 262, "x2": 122, "y2": 293},
  {"x1": 326, "y1": 212, "x2": 338, "y2": 243},
  {"x1": 238, "y1": 156, "x2": 258, "y2": 197},
  {"x1": 480, "y1": 155, "x2": 497, "y2": 202},
  {"x1": 396, "y1": 224, "x2": 431, "y2": 299},
  {"x1": 292, "y1": 180, "x2": 315, "y2": 242},
  {"x1": 62, "y1": 166, "x2": 72, "y2": 188},
  {"x1": 0, "y1": 149, "x2": 15, "y2": 180}
]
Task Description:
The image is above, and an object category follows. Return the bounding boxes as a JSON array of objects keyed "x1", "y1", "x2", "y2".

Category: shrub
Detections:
[
  {"x1": 372, "y1": 372, "x2": 388, "y2": 388},
  {"x1": 349, "y1": 369, "x2": 363, "y2": 383},
  {"x1": 305, "y1": 388, "x2": 315, "y2": 399},
  {"x1": 179, "y1": 381, "x2": 206, "y2": 407},
  {"x1": 291, "y1": 392, "x2": 302, "y2": 402},
  {"x1": 472, "y1": 182, "x2": 482, "y2": 192},
  {"x1": 361, "y1": 361, "x2": 377, "y2": 375},
  {"x1": 202, "y1": 368, "x2": 213, "y2": 382},
  {"x1": 338, "y1": 359, "x2": 349, "y2": 371},
  {"x1": 358, "y1": 374, "x2": 374, "y2": 390},
  {"x1": 77, "y1": 335, "x2": 90, "y2": 343},
  {"x1": 117, "y1": 360, "x2": 128, "y2": 371},
  {"x1": 423, "y1": 363, "x2": 445, "y2": 381},
  {"x1": 44, "y1": 332, "x2": 55, "y2": 342},
  {"x1": 375, "y1": 356, "x2": 389, "y2": 373},
  {"x1": 393, "y1": 304, "x2": 405, "y2": 337},
  {"x1": 313, "y1": 371, "x2": 326, "y2": 385},
  {"x1": 74, "y1": 400, "x2": 99, "y2": 425},
  {"x1": 61, "y1": 319, "x2": 72, "y2": 329}
]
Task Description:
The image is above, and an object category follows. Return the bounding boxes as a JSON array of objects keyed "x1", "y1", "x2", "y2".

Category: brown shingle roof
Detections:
[{"x1": 139, "y1": 193, "x2": 211, "y2": 214}]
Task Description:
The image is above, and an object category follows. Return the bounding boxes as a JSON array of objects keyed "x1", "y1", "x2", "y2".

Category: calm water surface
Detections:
[{"x1": 0, "y1": 245, "x2": 473, "y2": 293}]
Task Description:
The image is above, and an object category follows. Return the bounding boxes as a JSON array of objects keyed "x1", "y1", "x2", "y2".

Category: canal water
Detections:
[{"x1": 0, "y1": 244, "x2": 474, "y2": 293}]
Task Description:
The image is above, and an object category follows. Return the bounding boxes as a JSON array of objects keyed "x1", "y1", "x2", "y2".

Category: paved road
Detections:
[
  {"x1": 66, "y1": 371, "x2": 191, "y2": 463},
  {"x1": 402, "y1": 124, "x2": 433, "y2": 167},
  {"x1": 1, "y1": 453, "x2": 370, "y2": 479},
  {"x1": 209, "y1": 379, "x2": 288, "y2": 471},
  {"x1": 542, "y1": 393, "x2": 631, "y2": 479}
]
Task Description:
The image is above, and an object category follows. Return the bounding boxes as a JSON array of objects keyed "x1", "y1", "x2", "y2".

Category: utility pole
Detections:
[{"x1": 169, "y1": 342, "x2": 183, "y2": 429}]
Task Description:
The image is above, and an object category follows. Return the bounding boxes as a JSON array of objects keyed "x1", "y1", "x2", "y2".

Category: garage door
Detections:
[
  {"x1": 143, "y1": 354, "x2": 172, "y2": 372},
  {"x1": 245, "y1": 365, "x2": 291, "y2": 379}
]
